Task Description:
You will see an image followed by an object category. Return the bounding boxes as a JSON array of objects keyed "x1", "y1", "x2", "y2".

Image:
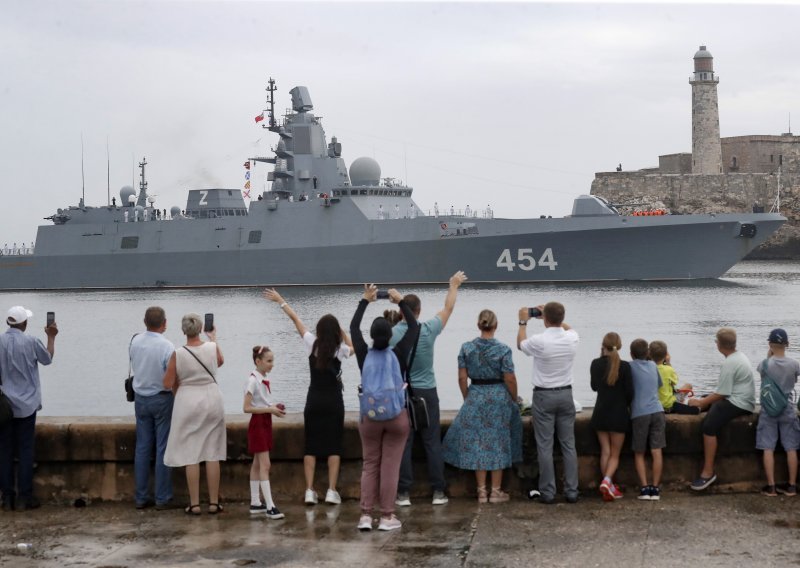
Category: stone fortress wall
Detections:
[{"x1": 590, "y1": 46, "x2": 800, "y2": 259}]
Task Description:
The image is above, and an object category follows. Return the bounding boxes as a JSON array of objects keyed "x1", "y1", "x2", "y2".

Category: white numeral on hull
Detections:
[{"x1": 496, "y1": 248, "x2": 558, "y2": 271}]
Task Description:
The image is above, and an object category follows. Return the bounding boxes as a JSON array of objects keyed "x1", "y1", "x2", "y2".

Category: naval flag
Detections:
[
  {"x1": 243, "y1": 161, "x2": 250, "y2": 170},
  {"x1": 255, "y1": 113, "x2": 265, "y2": 123},
  {"x1": 244, "y1": 181, "x2": 251, "y2": 190}
]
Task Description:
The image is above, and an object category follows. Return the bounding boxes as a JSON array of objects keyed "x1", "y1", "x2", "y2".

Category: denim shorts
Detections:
[
  {"x1": 756, "y1": 409, "x2": 800, "y2": 451},
  {"x1": 631, "y1": 411, "x2": 666, "y2": 452}
]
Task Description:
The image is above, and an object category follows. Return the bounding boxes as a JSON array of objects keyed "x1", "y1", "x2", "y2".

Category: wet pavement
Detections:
[{"x1": 1, "y1": 492, "x2": 799, "y2": 567}]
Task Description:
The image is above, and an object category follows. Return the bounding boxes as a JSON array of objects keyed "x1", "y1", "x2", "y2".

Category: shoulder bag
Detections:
[
  {"x1": 125, "y1": 334, "x2": 137, "y2": 402},
  {"x1": 405, "y1": 330, "x2": 429, "y2": 431},
  {"x1": 183, "y1": 345, "x2": 217, "y2": 383},
  {"x1": 760, "y1": 369, "x2": 789, "y2": 418}
]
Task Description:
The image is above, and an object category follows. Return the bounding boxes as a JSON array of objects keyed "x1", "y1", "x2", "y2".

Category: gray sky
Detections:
[{"x1": 2, "y1": 1, "x2": 799, "y2": 245}]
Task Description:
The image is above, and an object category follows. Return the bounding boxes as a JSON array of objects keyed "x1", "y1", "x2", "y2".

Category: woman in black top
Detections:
[
  {"x1": 350, "y1": 285, "x2": 419, "y2": 531},
  {"x1": 263, "y1": 288, "x2": 354, "y2": 506},
  {"x1": 590, "y1": 331, "x2": 634, "y2": 501}
]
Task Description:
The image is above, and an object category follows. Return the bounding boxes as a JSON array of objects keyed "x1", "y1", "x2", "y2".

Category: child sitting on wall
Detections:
[{"x1": 649, "y1": 340, "x2": 700, "y2": 415}]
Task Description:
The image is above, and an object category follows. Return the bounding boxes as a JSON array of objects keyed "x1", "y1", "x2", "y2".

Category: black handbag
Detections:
[
  {"x1": 404, "y1": 330, "x2": 430, "y2": 431},
  {"x1": 125, "y1": 334, "x2": 137, "y2": 402}
]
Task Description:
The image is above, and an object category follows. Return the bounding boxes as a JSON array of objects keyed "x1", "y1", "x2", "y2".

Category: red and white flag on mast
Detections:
[{"x1": 254, "y1": 112, "x2": 265, "y2": 123}]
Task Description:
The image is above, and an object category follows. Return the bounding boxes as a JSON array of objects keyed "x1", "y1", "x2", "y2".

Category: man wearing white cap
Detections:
[{"x1": 0, "y1": 306, "x2": 58, "y2": 511}]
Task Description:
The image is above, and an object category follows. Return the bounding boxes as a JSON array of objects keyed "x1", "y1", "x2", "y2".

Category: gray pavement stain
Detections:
[{"x1": 1, "y1": 495, "x2": 800, "y2": 567}]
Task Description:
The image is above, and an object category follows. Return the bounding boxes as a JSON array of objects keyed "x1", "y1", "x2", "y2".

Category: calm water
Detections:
[{"x1": 2, "y1": 260, "x2": 798, "y2": 416}]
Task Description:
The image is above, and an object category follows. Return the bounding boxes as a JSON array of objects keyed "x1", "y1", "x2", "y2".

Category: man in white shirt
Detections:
[{"x1": 517, "y1": 302, "x2": 580, "y2": 504}]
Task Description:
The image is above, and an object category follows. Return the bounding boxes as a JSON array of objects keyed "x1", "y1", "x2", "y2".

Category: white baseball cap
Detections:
[{"x1": 7, "y1": 305, "x2": 33, "y2": 325}]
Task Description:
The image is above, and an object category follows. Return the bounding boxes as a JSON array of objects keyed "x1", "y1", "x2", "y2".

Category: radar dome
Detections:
[
  {"x1": 170, "y1": 206, "x2": 181, "y2": 218},
  {"x1": 120, "y1": 186, "x2": 136, "y2": 204},
  {"x1": 350, "y1": 157, "x2": 381, "y2": 187}
]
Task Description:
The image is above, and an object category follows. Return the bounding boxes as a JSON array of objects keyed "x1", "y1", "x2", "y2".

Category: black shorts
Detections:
[{"x1": 702, "y1": 398, "x2": 750, "y2": 436}]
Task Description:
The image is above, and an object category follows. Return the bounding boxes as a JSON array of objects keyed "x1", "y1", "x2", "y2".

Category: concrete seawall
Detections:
[{"x1": 30, "y1": 410, "x2": 783, "y2": 503}]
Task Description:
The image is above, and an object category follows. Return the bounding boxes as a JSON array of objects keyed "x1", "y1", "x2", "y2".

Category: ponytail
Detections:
[{"x1": 602, "y1": 332, "x2": 622, "y2": 386}]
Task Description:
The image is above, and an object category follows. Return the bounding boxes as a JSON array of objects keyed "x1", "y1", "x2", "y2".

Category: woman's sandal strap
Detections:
[{"x1": 208, "y1": 503, "x2": 224, "y2": 514}]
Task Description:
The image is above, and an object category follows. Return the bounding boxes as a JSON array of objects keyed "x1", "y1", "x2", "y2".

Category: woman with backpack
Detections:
[
  {"x1": 441, "y1": 309, "x2": 522, "y2": 503},
  {"x1": 263, "y1": 289, "x2": 354, "y2": 506},
  {"x1": 350, "y1": 284, "x2": 419, "y2": 531}
]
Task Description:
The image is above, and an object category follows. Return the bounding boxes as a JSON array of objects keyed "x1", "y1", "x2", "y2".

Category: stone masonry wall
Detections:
[{"x1": 591, "y1": 172, "x2": 800, "y2": 259}]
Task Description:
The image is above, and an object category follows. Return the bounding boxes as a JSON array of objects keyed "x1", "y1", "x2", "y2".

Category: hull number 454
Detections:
[{"x1": 496, "y1": 248, "x2": 558, "y2": 271}]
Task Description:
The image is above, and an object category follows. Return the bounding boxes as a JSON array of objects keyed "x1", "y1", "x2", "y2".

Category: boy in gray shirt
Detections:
[
  {"x1": 756, "y1": 328, "x2": 800, "y2": 497},
  {"x1": 629, "y1": 338, "x2": 665, "y2": 501}
]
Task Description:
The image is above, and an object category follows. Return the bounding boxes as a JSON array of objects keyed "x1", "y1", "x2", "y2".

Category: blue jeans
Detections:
[
  {"x1": 398, "y1": 388, "x2": 446, "y2": 493},
  {"x1": 532, "y1": 389, "x2": 579, "y2": 501},
  {"x1": 0, "y1": 412, "x2": 37, "y2": 504},
  {"x1": 134, "y1": 392, "x2": 174, "y2": 505}
]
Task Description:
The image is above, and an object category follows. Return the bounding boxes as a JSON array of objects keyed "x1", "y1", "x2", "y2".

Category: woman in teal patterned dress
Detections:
[{"x1": 442, "y1": 309, "x2": 522, "y2": 503}]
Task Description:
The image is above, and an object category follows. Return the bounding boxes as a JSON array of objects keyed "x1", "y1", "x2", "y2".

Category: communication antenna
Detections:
[
  {"x1": 106, "y1": 137, "x2": 110, "y2": 206},
  {"x1": 81, "y1": 133, "x2": 85, "y2": 204},
  {"x1": 266, "y1": 77, "x2": 277, "y2": 129}
]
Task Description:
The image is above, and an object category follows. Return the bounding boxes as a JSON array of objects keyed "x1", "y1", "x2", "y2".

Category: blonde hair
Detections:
[
  {"x1": 602, "y1": 332, "x2": 622, "y2": 386},
  {"x1": 477, "y1": 309, "x2": 497, "y2": 331},
  {"x1": 717, "y1": 327, "x2": 737, "y2": 350}
]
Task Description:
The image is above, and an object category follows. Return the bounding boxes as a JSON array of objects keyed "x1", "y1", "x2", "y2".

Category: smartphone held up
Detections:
[
  {"x1": 528, "y1": 307, "x2": 542, "y2": 318},
  {"x1": 204, "y1": 313, "x2": 214, "y2": 332},
  {"x1": 46, "y1": 311, "x2": 55, "y2": 326}
]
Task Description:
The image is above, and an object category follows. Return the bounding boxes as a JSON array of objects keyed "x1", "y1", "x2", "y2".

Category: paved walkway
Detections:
[{"x1": 1, "y1": 492, "x2": 799, "y2": 567}]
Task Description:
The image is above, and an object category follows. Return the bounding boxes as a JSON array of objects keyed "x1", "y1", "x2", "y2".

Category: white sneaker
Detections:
[
  {"x1": 304, "y1": 489, "x2": 318, "y2": 505},
  {"x1": 325, "y1": 489, "x2": 341, "y2": 505},
  {"x1": 395, "y1": 492, "x2": 411, "y2": 507},
  {"x1": 357, "y1": 514, "x2": 374, "y2": 531},
  {"x1": 378, "y1": 515, "x2": 402, "y2": 531},
  {"x1": 431, "y1": 491, "x2": 449, "y2": 505}
]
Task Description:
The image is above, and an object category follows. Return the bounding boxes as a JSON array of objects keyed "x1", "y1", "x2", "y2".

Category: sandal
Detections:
[
  {"x1": 184, "y1": 504, "x2": 201, "y2": 516},
  {"x1": 477, "y1": 486, "x2": 488, "y2": 504},
  {"x1": 208, "y1": 502, "x2": 224, "y2": 514}
]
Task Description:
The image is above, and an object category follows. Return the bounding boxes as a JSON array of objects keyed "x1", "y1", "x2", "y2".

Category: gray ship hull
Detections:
[{"x1": 0, "y1": 201, "x2": 784, "y2": 289}]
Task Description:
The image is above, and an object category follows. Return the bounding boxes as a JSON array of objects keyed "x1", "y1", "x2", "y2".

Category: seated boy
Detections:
[
  {"x1": 629, "y1": 339, "x2": 665, "y2": 500},
  {"x1": 649, "y1": 340, "x2": 699, "y2": 415},
  {"x1": 756, "y1": 328, "x2": 800, "y2": 497}
]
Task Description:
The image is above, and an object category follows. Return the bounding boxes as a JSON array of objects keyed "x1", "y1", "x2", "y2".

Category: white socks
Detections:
[
  {"x1": 260, "y1": 480, "x2": 275, "y2": 509},
  {"x1": 250, "y1": 480, "x2": 261, "y2": 506}
]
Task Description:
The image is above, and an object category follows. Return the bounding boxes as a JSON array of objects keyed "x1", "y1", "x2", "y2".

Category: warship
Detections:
[{"x1": 0, "y1": 80, "x2": 786, "y2": 290}]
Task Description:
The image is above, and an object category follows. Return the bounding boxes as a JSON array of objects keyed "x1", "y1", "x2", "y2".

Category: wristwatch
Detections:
[{"x1": 518, "y1": 321, "x2": 527, "y2": 326}]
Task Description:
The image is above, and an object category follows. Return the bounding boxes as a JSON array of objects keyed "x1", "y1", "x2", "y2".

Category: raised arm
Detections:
[
  {"x1": 436, "y1": 270, "x2": 467, "y2": 329},
  {"x1": 350, "y1": 284, "x2": 376, "y2": 369},
  {"x1": 263, "y1": 288, "x2": 308, "y2": 337},
  {"x1": 205, "y1": 328, "x2": 224, "y2": 367},
  {"x1": 392, "y1": 290, "x2": 420, "y2": 362}
]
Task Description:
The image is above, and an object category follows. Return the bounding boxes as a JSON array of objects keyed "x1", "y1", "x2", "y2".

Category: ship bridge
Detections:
[{"x1": 185, "y1": 189, "x2": 249, "y2": 219}]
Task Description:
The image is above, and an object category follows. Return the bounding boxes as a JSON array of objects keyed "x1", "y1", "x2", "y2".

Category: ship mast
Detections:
[
  {"x1": 137, "y1": 157, "x2": 148, "y2": 207},
  {"x1": 266, "y1": 77, "x2": 277, "y2": 130}
]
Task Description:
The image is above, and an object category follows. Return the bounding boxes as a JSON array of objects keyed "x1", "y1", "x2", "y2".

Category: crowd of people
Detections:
[{"x1": 1, "y1": 281, "x2": 798, "y2": 530}]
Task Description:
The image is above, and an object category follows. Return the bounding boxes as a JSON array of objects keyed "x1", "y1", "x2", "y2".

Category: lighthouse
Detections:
[{"x1": 690, "y1": 45, "x2": 723, "y2": 174}]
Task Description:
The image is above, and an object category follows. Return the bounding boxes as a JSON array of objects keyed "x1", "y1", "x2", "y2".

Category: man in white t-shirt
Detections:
[{"x1": 517, "y1": 301, "x2": 580, "y2": 504}]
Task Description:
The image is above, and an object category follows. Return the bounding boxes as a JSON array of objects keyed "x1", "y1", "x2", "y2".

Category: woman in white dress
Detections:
[{"x1": 163, "y1": 313, "x2": 226, "y2": 515}]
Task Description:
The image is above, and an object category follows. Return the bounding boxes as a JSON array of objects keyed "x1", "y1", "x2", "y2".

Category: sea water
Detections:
[{"x1": 1, "y1": 260, "x2": 798, "y2": 416}]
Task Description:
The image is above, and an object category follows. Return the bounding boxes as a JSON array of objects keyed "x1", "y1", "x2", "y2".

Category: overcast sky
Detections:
[{"x1": 2, "y1": 0, "x2": 800, "y2": 245}]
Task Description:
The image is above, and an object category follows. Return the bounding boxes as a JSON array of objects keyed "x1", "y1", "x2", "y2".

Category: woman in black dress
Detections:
[
  {"x1": 590, "y1": 331, "x2": 633, "y2": 501},
  {"x1": 264, "y1": 289, "x2": 354, "y2": 505}
]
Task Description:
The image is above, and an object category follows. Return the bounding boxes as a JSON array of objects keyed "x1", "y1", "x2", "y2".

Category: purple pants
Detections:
[{"x1": 358, "y1": 411, "x2": 410, "y2": 515}]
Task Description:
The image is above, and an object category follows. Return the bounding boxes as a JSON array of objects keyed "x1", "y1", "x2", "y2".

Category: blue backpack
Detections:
[{"x1": 359, "y1": 348, "x2": 406, "y2": 421}]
